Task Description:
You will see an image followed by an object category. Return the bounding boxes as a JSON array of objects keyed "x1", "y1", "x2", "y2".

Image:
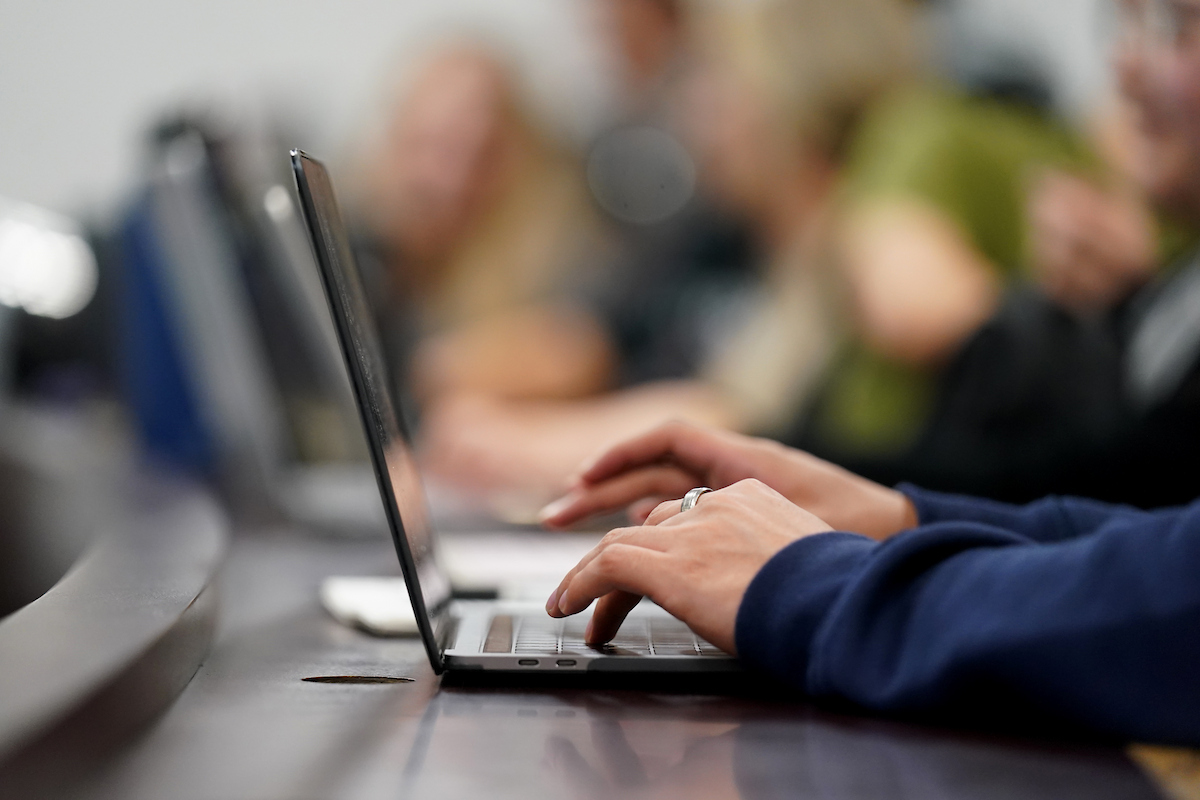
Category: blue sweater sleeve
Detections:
[
  {"x1": 898, "y1": 483, "x2": 1163, "y2": 543},
  {"x1": 736, "y1": 496, "x2": 1200, "y2": 744}
]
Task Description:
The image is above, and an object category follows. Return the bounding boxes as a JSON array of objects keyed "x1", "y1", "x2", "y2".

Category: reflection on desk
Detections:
[{"x1": 401, "y1": 689, "x2": 1163, "y2": 800}]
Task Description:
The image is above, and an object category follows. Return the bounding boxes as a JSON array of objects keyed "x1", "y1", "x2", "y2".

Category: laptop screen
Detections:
[{"x1": 290, "y1": 150, "x2": 452, "y2": 664}]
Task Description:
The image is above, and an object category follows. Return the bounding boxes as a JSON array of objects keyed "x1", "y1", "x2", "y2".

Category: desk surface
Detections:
[{"x1": 75, "y1": 530, "x2": 1176, "y2": 800}]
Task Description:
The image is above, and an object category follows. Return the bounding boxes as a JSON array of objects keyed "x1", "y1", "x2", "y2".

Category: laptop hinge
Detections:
[{"x1": 434, "y1": 608, "x2": 459, "y2": 653}]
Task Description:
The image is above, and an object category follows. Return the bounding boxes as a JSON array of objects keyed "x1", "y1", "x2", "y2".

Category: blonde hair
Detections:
[{"x1": 693, "y1": 0, "x2": 918, "y2": 157}]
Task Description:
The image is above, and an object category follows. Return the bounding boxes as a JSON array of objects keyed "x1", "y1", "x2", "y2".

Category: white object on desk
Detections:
[
  {"x1": 440, "y1": 531, "x2": 602, "y2": 595},
  {"x1": 320, "y1": 531, "x2": 603, "y2": 636},
  {"x1": 320, "y1": 576, "x2": 419, "y2": 636}
]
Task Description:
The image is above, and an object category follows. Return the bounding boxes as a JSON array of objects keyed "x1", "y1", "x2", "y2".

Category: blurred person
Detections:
[
  {"x1": 783, "y1": 83, "x2": 1121, "y2": 471},
  {"x1": 351, "y1": 44, "x2": 611, "y2": 403},
  {"x1": 1026, "y1": 168, "x2": 1159, "y2": 315},
  {"x1": 409, "y1": 0, "x2": 762, "y2": 404},
  {"x1": 817, "y1": 0, "x2": 1200, "y2": 504},
  {"x1": 418, "y1": 0, "x2": 917, "y2": 510},
  {"x1": 578, "y1": 0, "x2": 762, "y2": 390},
  {"x1": 420, "y1": 0, "x2": 1147, "y2": 508},
  {"x1": 788, "y1": 39, "x2": 1196, "y2": 473},
  {"x1": 917, "y1": 0, "x2": 1190, "y2": 318},
  {"x1": 926, "y1": 0, "x2": 1200, "y2": 506},
  {"x1": 606, "y1": 0, "x2": 687, "y2": 110}
]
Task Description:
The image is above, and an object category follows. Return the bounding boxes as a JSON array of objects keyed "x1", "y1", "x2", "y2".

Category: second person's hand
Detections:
[{"x1": 538, "y1": 420, "x2": 915, "y2": 540}]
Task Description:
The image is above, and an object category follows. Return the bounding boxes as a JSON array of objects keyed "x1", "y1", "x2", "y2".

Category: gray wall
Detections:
[
  {"x1": 933, "y1": 0, "x2": 1114, "y2": 120},
  {"x1": 0, "y1": 0, "x2": 610, "y2": 220}
]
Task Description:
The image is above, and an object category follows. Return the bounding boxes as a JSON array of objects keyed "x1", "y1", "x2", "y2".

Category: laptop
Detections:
[
  {"x1": 290, "y1": 149, "x2": 741, "y2": 676},
  {"x1": 132, "y1": 121, "x2": 386, "y2": 533}
]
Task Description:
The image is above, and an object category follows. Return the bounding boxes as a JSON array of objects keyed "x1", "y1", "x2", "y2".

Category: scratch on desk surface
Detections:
[{"x1": 302, "y1": 675, "x2": 415, "y2": 684}]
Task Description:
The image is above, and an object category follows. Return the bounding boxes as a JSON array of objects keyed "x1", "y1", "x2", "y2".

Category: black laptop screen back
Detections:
[{"x1": 290, "y1": 150, "x2": 451, "y2": 669}]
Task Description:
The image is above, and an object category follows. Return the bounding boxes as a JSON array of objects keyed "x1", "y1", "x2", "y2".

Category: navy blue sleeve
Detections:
[
  {"x1": 736, "y1": 497, "x2": 1200, "y2": 744},
  {"x1": 898, "y1": 483, "x2": 1162, "y2": 543}
]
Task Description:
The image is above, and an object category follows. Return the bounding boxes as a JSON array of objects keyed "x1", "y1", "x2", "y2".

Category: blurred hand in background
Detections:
[
  {"x1": 539, "y1": 420, "x2": 914, "y2": 541},
  {"x1": 1027, "y1": 169, "x2": 1157, "y2": 314}
]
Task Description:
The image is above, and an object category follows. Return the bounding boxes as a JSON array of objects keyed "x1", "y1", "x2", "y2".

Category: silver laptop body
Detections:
[{"x1": 290, "y1": 149, "x2": 740, "y2": 676}]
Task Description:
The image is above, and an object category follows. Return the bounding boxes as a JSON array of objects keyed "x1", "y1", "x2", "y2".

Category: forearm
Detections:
[
  {"x1": 736, "y1": 502, "x2": 1200, "y2": 743},
  {"x1": 843, "y1": 200, "x2": 1001, "y2": 366}
]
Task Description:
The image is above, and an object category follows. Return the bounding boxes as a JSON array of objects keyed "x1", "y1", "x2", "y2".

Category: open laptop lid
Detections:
[{"x1": 290, "y1": 150, "x2": 452, "y2": 672}]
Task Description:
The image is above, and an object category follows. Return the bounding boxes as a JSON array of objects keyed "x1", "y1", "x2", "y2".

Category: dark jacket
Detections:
[{"x1": 736, "y1": 485, "x2": 1200, "y2": 743}]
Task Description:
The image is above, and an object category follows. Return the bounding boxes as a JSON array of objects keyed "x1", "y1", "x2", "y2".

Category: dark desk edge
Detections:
[{"x1": 0, "y1": 474, "x2": 227, "y2": 794}]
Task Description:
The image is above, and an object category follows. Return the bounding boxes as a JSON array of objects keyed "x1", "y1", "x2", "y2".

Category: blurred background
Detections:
[
  {"x1": 0, "y1": 0, "x2": 614, "y2": 529},
  {"x1": 1, "y1": 0, "x2": 611, "y2": 215},
  {"x1": 8, "y1": 0, "x2": 1199, "y2": 536}
]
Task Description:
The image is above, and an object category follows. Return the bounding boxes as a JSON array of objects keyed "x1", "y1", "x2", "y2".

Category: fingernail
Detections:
[
  {"x1": 574, "y1": 455, "x2": 601, "y2": 481},
  {"x1": 537, "y1": 494, "x2": 574, "y2": 523},
  {"x1": 545, "y1": 588, "x2": 560, "y2": 615},
  {"x1": 557, "y1": 589, "x2": 571, "y2": 616}
]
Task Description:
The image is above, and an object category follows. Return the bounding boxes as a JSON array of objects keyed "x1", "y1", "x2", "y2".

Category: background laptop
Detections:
[{"x1": 290, "y1": 149, "x2": 740, "y2": 676}]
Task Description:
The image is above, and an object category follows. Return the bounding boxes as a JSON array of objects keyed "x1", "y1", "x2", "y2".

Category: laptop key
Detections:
[{"x1": 503, "y1": 613, "x2": 714, "y2": 656}]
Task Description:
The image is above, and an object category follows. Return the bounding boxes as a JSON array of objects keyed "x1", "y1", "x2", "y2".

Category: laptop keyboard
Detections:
[{"x1": 482, "y1": 614, "x2": 724, "y2": 657}]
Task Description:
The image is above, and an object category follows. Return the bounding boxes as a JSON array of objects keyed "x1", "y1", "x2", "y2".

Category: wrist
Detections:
[
  {"x1": 897, "y1": 491, "x2": 918, "y2": 531},
  {"x1": 861, "y1": 484, "x2": 918, "y2": 541}
]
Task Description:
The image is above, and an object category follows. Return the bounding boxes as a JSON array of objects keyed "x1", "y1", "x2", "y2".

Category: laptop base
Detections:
[{"x1": 442, "y1": 601, "x2": 742, "y2": 676}]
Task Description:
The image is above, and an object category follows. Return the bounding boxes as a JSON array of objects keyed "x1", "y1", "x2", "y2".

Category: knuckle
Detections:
[
  {"x1": 653, "y1": 499, "x2": 676, "y2": 516},
  {"x1": 601, "y1": 526, "x2": 639, "y2": 547},
  {"x1": 731, "y1": 477, "x2": 766, "y2": 494},
  {"x1": 593, "y1": 545, "x2": 625, "y2": 575},
  {"x1": 664, "y1": 418, "x2": 693, "y2": 436}
]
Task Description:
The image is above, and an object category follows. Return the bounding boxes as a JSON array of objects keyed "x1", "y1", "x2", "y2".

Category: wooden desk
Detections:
[{"x1": 74, "y1": 530, "x2": 1177, "y2": 800}]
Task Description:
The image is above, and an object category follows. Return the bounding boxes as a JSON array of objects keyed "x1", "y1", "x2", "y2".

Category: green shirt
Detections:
[{"x1": 809, "y1": 83, "x2": 1099, "y2": 457}]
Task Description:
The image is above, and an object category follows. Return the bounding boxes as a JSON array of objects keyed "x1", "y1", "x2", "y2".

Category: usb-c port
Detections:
[
  {"x1": 556, "y1": 659, "x2": 577, "y2": 667},
  {"x1": 517, "y1": 659, "x2": 538, "y2": 666}
]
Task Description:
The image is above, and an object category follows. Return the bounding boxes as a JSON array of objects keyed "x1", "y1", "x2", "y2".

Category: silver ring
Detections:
[{"x1": 681, "y1": 487, "x2": 714, "y2": 513}]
